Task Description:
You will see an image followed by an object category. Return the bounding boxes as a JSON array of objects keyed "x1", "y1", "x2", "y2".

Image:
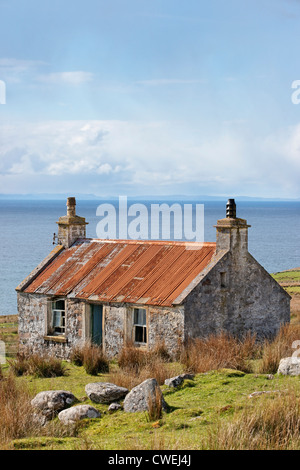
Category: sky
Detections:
[{"x1": 0, "y1": 0, "x2": 300, "y2": 198}]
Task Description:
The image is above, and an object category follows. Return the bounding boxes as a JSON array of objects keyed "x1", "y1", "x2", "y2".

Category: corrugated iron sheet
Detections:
[{"x1": 23, "y1": 239, "x2": 216, "y2": 306}]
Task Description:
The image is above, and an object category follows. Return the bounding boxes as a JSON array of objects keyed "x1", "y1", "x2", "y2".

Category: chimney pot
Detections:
[
  {"x1": 226, "y1": 198, "x2": 236, "y2": 218},
  {"x1": 67, "y1": 197, "x2": 76, "y2": 217}
]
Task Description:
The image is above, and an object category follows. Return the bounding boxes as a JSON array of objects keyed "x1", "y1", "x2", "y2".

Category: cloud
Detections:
[
  {"x1": 0, "y1": 120, "x2": 299, "y2": 198},
  {"x1": 36, "y1": 71, "x2": 94, "y2": 85}
]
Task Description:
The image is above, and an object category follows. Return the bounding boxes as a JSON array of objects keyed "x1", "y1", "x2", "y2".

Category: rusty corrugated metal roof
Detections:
[{"x1": 22, "y1": 239, "x2": 216, "y2": 306}]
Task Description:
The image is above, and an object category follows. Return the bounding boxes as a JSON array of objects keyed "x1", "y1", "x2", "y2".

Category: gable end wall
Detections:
[{"x1": 183, "y1": 251, "x2": 290, "y2": 340}]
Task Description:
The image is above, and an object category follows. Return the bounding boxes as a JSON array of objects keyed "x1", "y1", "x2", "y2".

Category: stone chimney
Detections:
[
  {"x1": 57, "y1": 197, "x2": 88, "y2": 248},
  {"x1": 215, "y1": 199, "x2": 250, "y2": 255}
]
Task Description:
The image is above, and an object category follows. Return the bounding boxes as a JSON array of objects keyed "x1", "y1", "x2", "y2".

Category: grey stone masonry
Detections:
[
  {"x1": 183, "y1": 214, "x2": 290, "y2": 341},
  {"x1": 56, "y1": 197, "x2": 88, "y2": 248}
]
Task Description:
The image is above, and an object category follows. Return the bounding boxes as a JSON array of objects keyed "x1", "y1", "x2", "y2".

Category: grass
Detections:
[
  {"x1": 272, "y1": 269, "x2": 300, "y2": 283},
  {"x1": 0, "y1": 315, "x2": 18, "y2": 358},
  {"x1": 70, "y1": 342, "x2": 109, "y2": 375},
  {"x1": 206, "y1": 385, "x2": 300, "y2": 450},
  {"x1": 7, "y1": 368, "x2": 300, "y2": 450},
  {"x1": 9, "y1": 352, "x2": 67, "y2": 378},
  {"x1": 272, "y1": 270, "x2": 300, "y2": 296},
  {"x1": 1, "y1": 323, "x2": 300, "y2": 450},
  {"x1": 179, "y1": 331, "x2": 258, "y2": 374},
  {"x1": 108, "y1": 341, "x2": 183, "y2": 389},
  {"x1": 0, "y1": 268, "x2": 299, "y2": 450}
]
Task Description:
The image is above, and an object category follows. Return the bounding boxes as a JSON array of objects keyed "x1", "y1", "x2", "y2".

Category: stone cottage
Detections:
[{"x1": 16, "y1": 197, "x2": 290, "y2": 359}]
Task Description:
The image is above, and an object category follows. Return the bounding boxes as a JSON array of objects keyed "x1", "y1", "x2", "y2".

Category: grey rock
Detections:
[
  {"x1": 85, "y1": 382, "x2": 129, "y2": 404},
  {"x1": 108, "y1": 402, "x2": 122, "y2": 413},
  {"x1": 58, "y1": 405, "x2": 101, "y2": 425},
  {"x1": 123, "y1": 378, "x2": 167, "y2": 413},
  {"x1": 31, "y1": 390, "x2": 76, "y2": 419},
  {"x1": 277, "y1": 357, "x2": 300, "y2": 376},
  {"x1": 164, "y1": 373, "x2": 195, "y2": 388}
]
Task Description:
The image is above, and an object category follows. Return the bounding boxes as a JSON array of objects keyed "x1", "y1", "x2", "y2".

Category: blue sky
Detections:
[{"x1": 0, "y1": 0, "x2": 300, "y2": 198}]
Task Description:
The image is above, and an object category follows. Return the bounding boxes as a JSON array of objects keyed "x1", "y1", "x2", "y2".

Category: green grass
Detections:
[
  {"x1": 286, "y1": 286, "x2": 300, "y2": 295},
  {"x1": 271, "y1": 271, "x2": 300, "y2": 297},
  {"x1": 1, "y1": 267, "x2": 300, "y2": 450},
  {"x1": 0, "y1": 315, "x2": 18, "y2": 358},
  {"x1": 272, "y1": 270, "x2": 300, "y2": 283},
  {"x1": 7, "y1": 365, "x2": 300, "y2": 450}
]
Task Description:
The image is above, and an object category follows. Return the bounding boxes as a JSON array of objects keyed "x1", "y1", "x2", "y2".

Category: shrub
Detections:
[
  {"x1": 9, "y1": 352, "x2": 67, "y2": 378},
  {"x1": 109, "y1": 341, "x2": 182, "y2": 389},
  {"x1": 0, "y1": 373, "x2": 41, "y2": 447},
  {"x1": 70, "y1": 342, "x2": 109, "y2": 375},
  {"x1": 117, "y1": 341, "x2": 149, "y2": 372},
  {"x1": 258, "y1": 323, "x2": 300, "y2": 374},
  {"x1": 69, "y1": 343, "x2": 85, "y2": 367},
  {"x1": 179, "y1": 331, "x2": 258, "y2": 374}
]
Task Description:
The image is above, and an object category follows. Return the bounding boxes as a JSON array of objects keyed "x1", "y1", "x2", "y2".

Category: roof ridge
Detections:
[{"x1": 78, "y1": 238, "x2": 216, "y2": 247}]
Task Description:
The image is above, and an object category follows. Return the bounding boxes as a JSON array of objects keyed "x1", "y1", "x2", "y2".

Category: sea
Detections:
[{"x1": 0, "y1": 198, "x2": 299, "y2": 316}]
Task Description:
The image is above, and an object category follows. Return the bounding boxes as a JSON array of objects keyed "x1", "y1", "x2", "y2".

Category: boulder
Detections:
[
  {"x1": 31, "y1": 390, "x2": 76, "y2": 419},
  {"x1": 108, "y1": 402, "x2": 122, "y2": 413},
  {"x1": 123, "y1": 378, "x2": 167, "y2": 413},
  {"x1": 277, "y1": 357, "x2": 300, "y2": 376},
  {"x1": 164, "y1": 373, "x2": 195, "y2": 388},
  {"x1": 85, "y1": 382, "x2": 129, "y2": 404},
  {"x1": 58, "y1": 405, "x2": 101, "y2": 425}
]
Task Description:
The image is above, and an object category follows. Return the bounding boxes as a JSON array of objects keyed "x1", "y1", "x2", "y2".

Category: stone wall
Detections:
[
  {"x1": 183, "y1": 251, "x2": 290, "y2": 341},
  {"x1": 103, "y1": 305, "x2": 126, "y2": 358},
  {"x1": 18, "y1": 292, "x2": 47, "y2": 354},
  {"x1": 103, "y1": 304, "x2": 185, "y2": 358},
  {"x1": 18, "y1": 295, "x2": 185, "y2": 360},
  {"x1": 17, "y1": 292, "x2": 85, "y2": 358},
  {"x1": 147, "y1": 305, "x2": 185, "y2": 356}
]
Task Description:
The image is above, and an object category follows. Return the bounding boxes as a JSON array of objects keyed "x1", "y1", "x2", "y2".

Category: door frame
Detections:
[{"x1": 84, "y1": 303, "x2": 105, "y2": 347}]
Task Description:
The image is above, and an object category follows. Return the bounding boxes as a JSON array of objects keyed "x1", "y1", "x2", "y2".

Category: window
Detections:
[
  {"x1": 51, "y1": 299, "x2": 66, "y2": 335},
  {"x1": 220, "y1": 272, "x2": 226, "y2": 288},
  {"x1": 133, "y1": 308, "x2": 147, "y2": 344}
]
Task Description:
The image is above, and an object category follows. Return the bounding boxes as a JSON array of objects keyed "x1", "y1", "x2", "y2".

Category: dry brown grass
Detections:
[
  {"x1": 146, "y1": 386, "x2": 163, "y2": 422},
  {"x1": 108, "y1": 341, "x2": 182, "y2": 389},
  {"x1": 179, "y1": 331, "x2": 258, "y2": 374},
  {"x1": 0, "y1": 373, "x2": 41, "y2": 448},
  {"x1": 258, "y1": 323, "x2": 300, "y2": 374},
  {"x1": 70, "y1": 342, "x2": 109, "y2": 375},
  {"x1": 207, "y1": 387, "x2": 300, "y2": 450},
  {"x1": 0, "y1": 372, "x2": 81, "y2": 449},
  {"x1": 9, "y1": 352, "x2": 67, "y2": 378}
]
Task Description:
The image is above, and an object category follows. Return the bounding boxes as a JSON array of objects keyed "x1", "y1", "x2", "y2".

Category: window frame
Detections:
[
  {"x1": 50, "y1": 299, "x2": 66, "y2": 336},
  {"x1": 133, "y1": 307, "x2": 147, "y2": 345}
]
